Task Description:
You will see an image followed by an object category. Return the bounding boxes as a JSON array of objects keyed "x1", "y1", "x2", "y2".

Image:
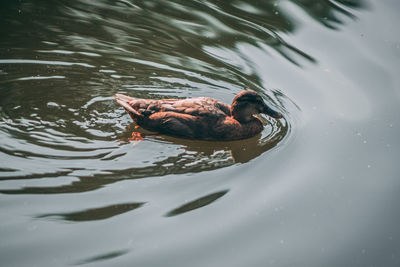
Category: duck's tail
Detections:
[{"x1": 114, "y1": 93, "x2": 143, "y2": 121}]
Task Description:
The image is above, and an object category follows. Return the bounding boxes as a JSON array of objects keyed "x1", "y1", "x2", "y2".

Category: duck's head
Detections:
[{"x1": 231, "y1": 90, "x2": 283, "y2": 123}]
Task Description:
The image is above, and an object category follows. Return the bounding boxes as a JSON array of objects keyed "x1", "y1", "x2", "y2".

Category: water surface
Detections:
[{"x1": 1, "y1": 0, "x2": 399, "y2": 266}]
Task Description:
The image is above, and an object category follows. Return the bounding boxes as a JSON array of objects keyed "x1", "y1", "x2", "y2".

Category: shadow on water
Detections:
[
  {"x1": 165, "y1": 190, "x2": 228, "y2": 217},
  {"x1": 73, "y1": 249, "x2": 130, "y2": 266},
  {"x1": 35, "y1": 191, "x2": 227, "y2": 221},
  {"x1": 37, "y1": 202, "x2": 145, "y2": 222}
]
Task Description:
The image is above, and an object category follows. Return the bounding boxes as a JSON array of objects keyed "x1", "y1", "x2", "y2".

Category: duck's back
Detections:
[{"x1": 130, "y1": 97, "x2": 231, "y2": 118}]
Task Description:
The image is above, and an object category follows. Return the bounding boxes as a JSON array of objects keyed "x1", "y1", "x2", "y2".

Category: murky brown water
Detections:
[{"x1": 1, "y1": 0, "x2": 399, "y2": 266}]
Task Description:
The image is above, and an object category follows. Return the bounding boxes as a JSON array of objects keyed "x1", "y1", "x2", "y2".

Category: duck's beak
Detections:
[{"x1": 263, "y1": 104, "x2": 283, "y2": 119}]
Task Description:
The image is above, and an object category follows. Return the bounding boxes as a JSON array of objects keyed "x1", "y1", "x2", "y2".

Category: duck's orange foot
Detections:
[{"x1": 129, "y1": 131, "x2": 143, "y2": 142}]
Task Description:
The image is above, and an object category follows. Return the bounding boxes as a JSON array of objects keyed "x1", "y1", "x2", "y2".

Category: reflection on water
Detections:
[
  {"x1": 2, "y1": 0, "x2": 399, "y2": 267},
  {"x1": 0, "y1": 118, "x2": 285, "y2": 194},
  {"x1": 0, "y1": 113, "x2": 287, "y2": 194}
]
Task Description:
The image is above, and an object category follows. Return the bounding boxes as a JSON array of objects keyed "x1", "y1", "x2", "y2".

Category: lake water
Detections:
[{"x1": 1, "y1": 0, "x2": 399, "y2": 266}]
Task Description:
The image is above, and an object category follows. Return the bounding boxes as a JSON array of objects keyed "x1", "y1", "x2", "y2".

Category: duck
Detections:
[{"x1": 114, "y1": 90, "x2": 283, "y2": 141}]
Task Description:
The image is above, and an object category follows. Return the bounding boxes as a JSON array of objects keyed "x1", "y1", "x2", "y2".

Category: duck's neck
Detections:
[{"x1": 231, "y1": 103, "x2": 254, "y2": 123}]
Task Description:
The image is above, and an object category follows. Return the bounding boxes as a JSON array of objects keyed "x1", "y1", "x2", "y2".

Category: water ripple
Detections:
[{"x1": 0, "y1": 59, "x2": 95, "y2": 68}]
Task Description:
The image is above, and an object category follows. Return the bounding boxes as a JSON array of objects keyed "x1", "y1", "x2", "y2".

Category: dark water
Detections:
[{"x1": 0, "y1": 0, "x2": 399, "y2": 266}]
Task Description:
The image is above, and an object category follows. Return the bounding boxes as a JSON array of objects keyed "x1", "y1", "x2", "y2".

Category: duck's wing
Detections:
[
  {"x1": 117, "y1": 95, "x2": 231, "y2": 118},
  {"x1": 161, "y1": 97, "x2": 231, "y2": 118}
]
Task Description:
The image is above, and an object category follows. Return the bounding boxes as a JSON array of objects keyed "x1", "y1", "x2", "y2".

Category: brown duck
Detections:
[{"x1": 114, "y1": 90, "x2": 283, "y2": 141}]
